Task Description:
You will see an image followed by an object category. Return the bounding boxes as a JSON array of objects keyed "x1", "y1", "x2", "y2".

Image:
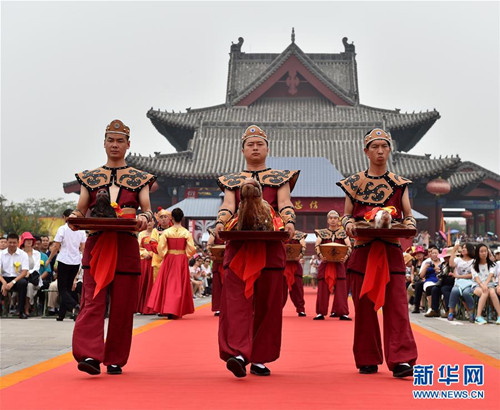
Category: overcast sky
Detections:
[{"x1": 1, "y1": 1, "x2": 499, "y2": 203}]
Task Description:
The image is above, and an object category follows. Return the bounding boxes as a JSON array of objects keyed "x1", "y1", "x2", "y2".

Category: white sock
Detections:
[
  {"x1": 315, "y1": 314, "x2": 323, "y2": 318},
  {"x1": 235, "y1": 355, "x2": 244, "y2": 362},
  {"x1": 252, "y1": 363, "x2": 266, "y2": 369},
  {"x1": 399, "y1": 362, "x2": 410, "y2": 366}
]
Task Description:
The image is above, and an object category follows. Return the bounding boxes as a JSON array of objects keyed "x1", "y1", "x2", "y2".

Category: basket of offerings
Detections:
[
  {"x1": 210, "y1": 245, "x2": 226, "y2": 263},
  {"x1": 285, "y1": 243, "x2": 302, "y2": 261},
  {"x1": 319, "y1": 243, "x2": 348, "y2": 262}
]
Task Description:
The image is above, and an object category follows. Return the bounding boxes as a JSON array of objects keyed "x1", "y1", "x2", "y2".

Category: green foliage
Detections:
[{"x1": 0, "y1": 195, "x2": 77, "y2": 235}]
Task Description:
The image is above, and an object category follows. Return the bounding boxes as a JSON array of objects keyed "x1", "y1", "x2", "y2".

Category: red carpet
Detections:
[{"x1": 2, "y1": 287, "x2": 499, "y2": 409}]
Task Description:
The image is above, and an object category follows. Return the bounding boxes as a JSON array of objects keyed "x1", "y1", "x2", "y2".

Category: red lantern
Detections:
[
  {"x1": 426, "y1": 177, "x2": 451, "y2": 196},
  {"x1": 461, "y1": 210, "x2": 473, "y2": 219}
]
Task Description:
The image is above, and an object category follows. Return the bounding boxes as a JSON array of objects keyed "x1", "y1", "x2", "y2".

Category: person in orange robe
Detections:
[
  {"x1": 337, "y1": 128, "x2": 418, "y2": 378},
  {"x1": 312, "y1": 210, "x2": 351, "y2": 321},
  {"x1": 150, "y1": 209, "x2": 172, "y2": 281},
  {"x1": 147, "y1": 207, "x2": 196, "y2": 318},
  {"x1": 136, "y1": 220, "x2": 155, "y2": 314}
]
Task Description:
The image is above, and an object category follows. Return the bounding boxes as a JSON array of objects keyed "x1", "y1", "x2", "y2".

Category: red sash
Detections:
[
  {"x1": 283, "y1": 261, "x2": 297, "y2": 290},
  {"x1": 228, "y1": 241, "x2": 266, "y2": 299},
  {"x1": 325, "y1": 263, "x2": 337, "y2": 293},
  {"x1": 89, "y1": 231, "x2": 118, "y2": 298},
  {"x1": 360, "y1": 240, "x2": 390, "y2": 311}
]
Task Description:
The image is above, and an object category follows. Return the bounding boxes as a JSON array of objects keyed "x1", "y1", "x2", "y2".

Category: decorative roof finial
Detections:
[{"x1": 291, "y1": 27, "x2": 295, "y2": 43}]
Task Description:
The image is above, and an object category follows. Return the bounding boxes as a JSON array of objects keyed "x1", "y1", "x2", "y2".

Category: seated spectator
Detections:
[
  {"x1": 33, "y1": 235, "x2": 52, "y2": 312},
  {"x1": 471, "y1": 243, "x2": 500, "y2": 325},
  {"x1": 0, "y1": 233, "x2": 29, "y2": 318},
  {"x1": 189, "y1": 257, "x2": 204, "y2": 298},
  {"x1": 425, "y1": 247, "x2": 454, "y2": 318},
  {"x1": 19, "y1": 232, "x2": 42, "y2": 317},
  {"x1": 448, "y1": 242, "x2": 475, "y2": 321},
  {"x1": 408, "y1": 246, "x2": 427, "y2": 312},
  {"x1": 417, "y1": 246, "x2": 443, "y2": 316},
  {"x1": 0, "y1": 236, "x2": 8, "y2": 251}
]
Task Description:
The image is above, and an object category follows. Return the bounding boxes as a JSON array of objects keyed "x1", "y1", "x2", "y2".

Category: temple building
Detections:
[{"x1": 64, "y1": 33, "x2": 500, "y2": 238}]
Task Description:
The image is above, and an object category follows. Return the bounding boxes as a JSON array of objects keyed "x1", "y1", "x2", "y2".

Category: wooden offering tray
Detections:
[
  {"x1": 285, "y1": 243, "x2": 302, "y2": 261},
  {"x1": 219, "y1": 231, "x2": 289, "y2": 241},
  {"x1": 68, "y1": 217, "x2": 137, "y2": 231},
  {"x1": 210, "y1": 245, "x2": 225, "y2": 263},
  {"x1": 355, "y1": 227, "x2": 417, "y2": 239},
  {"x1": 319, "y1": 243, "x2": 348, "y2": 262}
]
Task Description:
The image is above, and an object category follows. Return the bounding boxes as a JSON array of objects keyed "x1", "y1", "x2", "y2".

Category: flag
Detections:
[{"x1": 439, "y1": 212, "x2": 446, "y2": 241}]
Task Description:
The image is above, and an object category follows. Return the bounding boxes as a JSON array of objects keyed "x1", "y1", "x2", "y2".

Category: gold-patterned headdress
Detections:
[
  {"x1": 105, "y1": 119, "x2": 130, "y2": 138},
  {"x1": 327, "y1": 210, "x2": 340, "y2": 218},
  {"x1": 241, "y1": 125, "x2": 268, "y2": 147},
  {"x1": 364, "y1": 128, "x2": 392, "y2": 148}
]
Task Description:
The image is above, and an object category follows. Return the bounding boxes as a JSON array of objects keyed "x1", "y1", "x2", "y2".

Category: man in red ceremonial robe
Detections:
[
  {"x1": 70, "y1": 119, "x2": 156, "y2": 376},
  {"x1": 337, "y1": 128, "x2": 418, "y2": 378},
  {"x1": 207, "y1": 227, "x2": 225, "y2": 316},
  {"x1": 214, "y1": 125, "x2": 299, "y2": 377},
  {"x1": 313, "y1": 210, "x2": 352, "y2": 321},
  {"x1": 283, "y1": 230, "x2": 308, "y2": 317}
]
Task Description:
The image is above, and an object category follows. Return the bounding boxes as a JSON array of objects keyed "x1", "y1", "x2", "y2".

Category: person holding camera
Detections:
[
  {"x1": 424, "y1": 247, "x2": 454, "y2": 317},
  {"x1": 415, "y1": 246, "x2": 443, "y2": 316}
]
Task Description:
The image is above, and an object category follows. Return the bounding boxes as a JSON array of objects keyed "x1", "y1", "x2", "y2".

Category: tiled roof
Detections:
[
  {"x1": 227, "y1": 39, "x2": 359, "y2": 105},
  {"x1": 166, "y1": 198, "x2": 222, "y2": 218},
  {"x1": 447, "y1": 162, "x2": 500, "y2": 190},
  {"x1": 230, "y1": 43, "x2": 356, "y2": 106},
  {"x1": 126, "y1": 128, "x2": 460, "y2": 181},
  {"x1": 147, "y1": 97, "x2": 440, "y2": 152},
  {"x1": 266, "y1": 157, "x2": 345, "y2": 198}
]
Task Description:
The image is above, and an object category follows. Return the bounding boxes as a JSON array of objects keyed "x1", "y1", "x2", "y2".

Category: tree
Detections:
[{"x1": 0, "y1": 196, "x2": 77, "y2": 235}]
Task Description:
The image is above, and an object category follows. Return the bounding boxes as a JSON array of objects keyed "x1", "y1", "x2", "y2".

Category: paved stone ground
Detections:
[{"x1": 1, "y1": 296, "x2": 499, "y2": 376}]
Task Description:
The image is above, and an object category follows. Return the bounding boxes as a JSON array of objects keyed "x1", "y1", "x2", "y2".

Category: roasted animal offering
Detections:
[
  {"x1": 90, "y1": 188, "x2": 117, "y2": 218},
  {"x1": 237, "y1": 178, "x2": 274, "y2": 231}
]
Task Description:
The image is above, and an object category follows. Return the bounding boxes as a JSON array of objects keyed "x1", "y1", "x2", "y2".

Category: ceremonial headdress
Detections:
[
  {"x1": 157, "y1": 207, "x2": 171, "y2": 217},
  {"x1": 241, "y1": 125, "x2": 268, "y2": 147},
  {"x1": 327, "y1": 210, "x2": 340, "y2": 218},
  {"x1": 364, "y1": 128, "x2": 392, "y2": 148},
  {"x1": 105, "y1": 119, "x2": 130, "y2": 138}
]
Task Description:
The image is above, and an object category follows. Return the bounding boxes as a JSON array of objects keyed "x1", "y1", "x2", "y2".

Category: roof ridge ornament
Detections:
[
  {"x1": 291, "y1": 27, "x2": 295, "y2": 43},
  {"x1": 342, "y1": 37, "x2": 355, "y2": 53}
]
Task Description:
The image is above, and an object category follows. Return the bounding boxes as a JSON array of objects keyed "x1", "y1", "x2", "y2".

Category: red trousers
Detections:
[
  {"x1": 282, "y1": 262, "x2": 306, "y2": 313},
  {"x1": 73, "y1": 232, "x2": 140, "y2": 367},
  {"x1": 211, "y1": 262, "x2": 223, "y2": 312},
  {"x1": 349, "y1": 272, "x2": 417, "y2": 370},
  {"x1": 73, "y1": 270, "x2": 139, "y2": 366},
  {"x1": 315, "y1": 261, "x2": 349, "y2": 316},
  {"x1": 218, "y1": 240, "x2": 285, "y2": 364}
]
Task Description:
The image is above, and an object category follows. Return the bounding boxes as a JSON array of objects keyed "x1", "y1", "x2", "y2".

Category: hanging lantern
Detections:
[
  {"x1": 461, "y1": 210, "x2": 473, "y2": 219},
  {"x1": 426, "y1": 177, "x2": 451, "y2": 196}
]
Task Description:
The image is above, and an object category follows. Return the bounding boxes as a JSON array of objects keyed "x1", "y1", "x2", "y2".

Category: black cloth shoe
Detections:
[
  {"x1": 226, "y1": 357, "x2": 246, "y2": 378},
  {"x1": 359, "y1": 365, "x2": 378, "y2": 374},
  {"x1": 77, "y1": 358, "x2": 101, "y2": 375},
  {"x1": 214, "y1": 311, "x2": 220, "y2": 317},
  {"x1": 329, "y1": 312, "x2": 337, "y2": 318},
  {"x1": 339, "y1": 315, "x2": 352, "y2": 321},
  {"x1": 313, "y1": 314, "x2": 325, "y2": 320},
  {"x1": 56, "y1": 316, "x2": 64, "y2": 321},
  {"x1": 411, "y1": 309, "x2": 420, "y2": 314},
  {"x1": 393, "y1": 363, "x2": 413, "y2": 378},
  {"x1": 250, "y1": 364, "x2": 271, "y2": 376},
  {"x1": 298, "y1": 312, "x2": 306, "y2": 317},
  {"x1": 107, "y1": 365, "x2": 122, "y2": 375}
]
